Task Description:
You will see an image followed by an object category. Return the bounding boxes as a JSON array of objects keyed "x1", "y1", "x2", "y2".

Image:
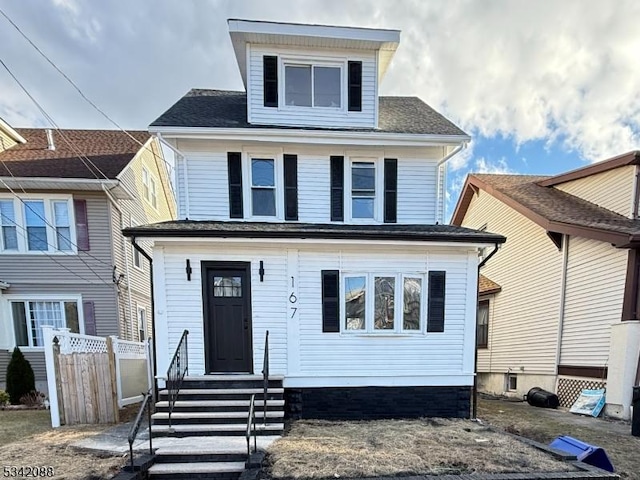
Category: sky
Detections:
[{"x1": 1, "y1": 0, "x2": 640, "y2": 220}]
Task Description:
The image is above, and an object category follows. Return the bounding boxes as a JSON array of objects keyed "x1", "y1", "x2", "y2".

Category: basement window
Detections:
[{"x1": 507, "y1": 374, "x2": 518, "y2": 391}]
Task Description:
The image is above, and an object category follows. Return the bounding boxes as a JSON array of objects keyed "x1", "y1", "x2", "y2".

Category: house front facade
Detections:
[
  {"x1": 0, "y1": 124, "x2": 175, "y2": 394},
  {"x1": 452, "y1": 152, "x2": 640, "y2": 419},
  {"x1": 126, "y1": 19, "x2": 504, "y2": 419}
]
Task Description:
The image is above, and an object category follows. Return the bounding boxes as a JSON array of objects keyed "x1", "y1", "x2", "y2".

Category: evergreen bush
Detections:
[{"x1": 6, "y1": 347, "x2": 35, "y2": 405}]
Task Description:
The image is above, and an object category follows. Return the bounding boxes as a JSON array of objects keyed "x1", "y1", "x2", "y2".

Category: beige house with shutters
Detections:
[
  {"x1": 452, "y1": 151, "x2": 640, "y2": 419},
  {"x1": 0, "y1": 123, "x2": 175, "y2": 394}
]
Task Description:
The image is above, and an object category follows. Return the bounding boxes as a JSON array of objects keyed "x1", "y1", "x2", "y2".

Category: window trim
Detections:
[
  {"x1": 341, "y1": 272, "x2": 427, "y2": 335},
  {"x1": 507, "y1": 373, "x2": 518, "y2": 392},
  {"x1": 280, "y1": 55, "x2": 346, "y2": 112},
  {"x1": 0, "y1": 194, "x2": 77, "y2": 254},
  {"x1": 141, "y1": 167, "x2": 158, "y2": 210},
  {"x1": 5, "y1": 294, "x2": 84, "y2": 351},
  {"x1": 242, "y1": 150, "x2": 284, "y2": 221},
  {"x1": 345, "y1": 157, "x2": 384, "y2": 223},
  {"x1": 477, "y1": 299, "x2": 490, "y2": 349}
]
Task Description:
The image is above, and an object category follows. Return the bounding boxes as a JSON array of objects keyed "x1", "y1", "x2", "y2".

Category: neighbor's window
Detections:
[
  {"x1": 137, "y1": 306, "x2": 147, "y2": 341},
  {"x1": 24, "y1": 200, "x2": 47, "y2": 251},
  {"x1": 343, "y1": 274, "x2": 425, "y2": 333},
  {"x1": 477, "y1": 300, "x2": 489, "y2": 348},
  {"x1": 0, "y1": 199, "x2": 18, "y2": 250},
  {"x1": 142, "y1": 168, "x2": 158, "y2": 209},
  {"x1": 12, "y1": 300, "x2": 80, "y2": 348},
  {"x1": 53, "y1": 201, "x2": 72, "y2": 251},
  {"x1": 285, "y1": 64, "x2": 341, "y2": 108},
  {"x1": 251, "y1": 158, "x2": 276, "y2": 217},
  {"x1": 351, "y1": 162, "x2": 376, "y2": 219}
]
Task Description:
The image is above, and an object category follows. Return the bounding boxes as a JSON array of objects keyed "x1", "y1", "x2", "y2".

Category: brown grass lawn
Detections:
[
  {"x1": 0, "y1": 410, "x2": 126, "y2": 480},
  {"x1": 478, "y1": 397, "x2": 640, "y2": 480},
  {"x1": 267, "y1": 418, "x2": 576, "y2": 479}
]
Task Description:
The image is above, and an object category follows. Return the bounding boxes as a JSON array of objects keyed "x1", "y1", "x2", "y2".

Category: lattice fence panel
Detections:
[
  {"x1": 556, "y1": 377, "x2": 606, "y2": 408},
  {"x1": 58, "y1": 334, "x2": 108, "y2": 354}
]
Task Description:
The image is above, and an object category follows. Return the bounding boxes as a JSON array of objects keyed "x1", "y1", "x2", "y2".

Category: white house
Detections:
[{"x1": 125, "y1": 19, "x2": 504, "y2": 420}]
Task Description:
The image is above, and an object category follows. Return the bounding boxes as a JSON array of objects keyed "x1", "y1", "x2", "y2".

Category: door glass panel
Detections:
[
  {"x1": 214, "y1": 276, "x2": 242, "y2": 297},
  {"x1": 374, "y1": 276, "x2": 395, "y2": 330}
]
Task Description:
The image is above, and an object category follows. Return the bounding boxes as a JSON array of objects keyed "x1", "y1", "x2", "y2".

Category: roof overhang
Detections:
[
  {"x1": 538, "y1": 150, "x2": 640, "y2": 187},
  {"x1": 452, "y1": 175, "x2": 640, "y2": 248},
  {"x1": 0, "y1": 117, "x2": 26, "y2": 144},
  {"x1": 228, "y1": 18, "x2": 400, "y2": 88},
  {"x1": 0, "y1": 177, "x2": 134, "y2": 200},
  {"x1": 149, "y1": 126, "x2": 470, "y2": 147}
]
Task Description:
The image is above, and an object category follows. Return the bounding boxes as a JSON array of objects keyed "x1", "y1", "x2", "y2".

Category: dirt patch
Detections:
[
  {"x1": 266, "y1": 418, "x2": 576, "y2": 479},
  {"x1": 0, "y1": 411, "x2": 126, "y2": 480},
  {"x1": 478, "y1": 397, "x2": 640, "y2": 479}
]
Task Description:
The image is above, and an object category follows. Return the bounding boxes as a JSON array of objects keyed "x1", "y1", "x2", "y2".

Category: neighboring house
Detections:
[
  {"x1": 0, "y1": 124, "x2": 176, "y2": 394},
  {"x1": 452, "y1": 151, "x2": 640, "y2": 419},
  {"x1": 125, "y1": 19, "x2": 504, "y2": 420}
]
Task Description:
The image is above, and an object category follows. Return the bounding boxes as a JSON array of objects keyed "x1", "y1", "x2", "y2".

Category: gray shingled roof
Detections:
[
  {"x1": 123, "y1": 220, "x2": 504, "y2": 244},
  {"x1": 150, "y1": 89, "x2": 468, "y2": 136}
]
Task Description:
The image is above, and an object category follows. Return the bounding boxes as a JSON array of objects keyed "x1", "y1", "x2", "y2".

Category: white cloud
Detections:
[{"x1": 473, "y1": 157, "x2": 513, "y2": 175}]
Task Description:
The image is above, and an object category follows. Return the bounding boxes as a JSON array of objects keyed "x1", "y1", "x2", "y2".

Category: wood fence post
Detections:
[
  {"x1": 52, "y1": 338, "x2": 66, "y2": 426},
  {"x1": 106, "y1": 337, "x2": 120, "y2": 423}
]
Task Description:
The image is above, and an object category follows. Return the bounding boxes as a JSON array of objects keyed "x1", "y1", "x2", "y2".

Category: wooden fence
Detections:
[{"x1": 43, "y1": 327, "x2": 150, "y2": 427}]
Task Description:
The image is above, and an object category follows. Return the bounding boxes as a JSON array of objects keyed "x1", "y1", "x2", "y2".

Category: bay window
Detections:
[{"x1": 11, "y1": 299, "x2": 81, "y2": 348}]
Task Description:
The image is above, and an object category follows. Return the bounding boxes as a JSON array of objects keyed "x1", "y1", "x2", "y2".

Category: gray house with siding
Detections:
[{"x1": 0, "y1": 123, "x2": 175, "y2": 394}]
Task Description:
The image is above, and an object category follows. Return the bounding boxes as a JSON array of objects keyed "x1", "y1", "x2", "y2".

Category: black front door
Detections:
[{"x1": 203, "y1": 262, "x2": 252, "y2": 373}]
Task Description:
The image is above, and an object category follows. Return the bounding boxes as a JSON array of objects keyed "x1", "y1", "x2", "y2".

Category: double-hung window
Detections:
[
  {"x1": 142, "y1": 168, "x2": 158, "y2": 209},
  {"x1": 477, "y1": 300, "x2": 489, "y2": 348},
  {"x1": 251, "y1": 158, "x2": 277, "y2": 217},
  {"x1": 351, "y1": 161, "x2": 376, "y2": 219},
  {"x1": 284, "y1": 64, "x2": 341, "y2": 108},
  {"x1": 343, "y1": 273, "x2": 426, "y2": 333},
  {"x1": 0, "y1": 199, "x2": 18, "y2": 250},
  {"x1": 0, "y1": 196, "x2": 76, "y2": 253},
  {"x1": 11, "y1": 299, "x2": 80, "y2": 348}
]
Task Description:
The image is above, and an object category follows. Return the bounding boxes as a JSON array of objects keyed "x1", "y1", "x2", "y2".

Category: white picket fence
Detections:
[{"x1": 43, "y1": 327, "x2": 152, "y2": 427}]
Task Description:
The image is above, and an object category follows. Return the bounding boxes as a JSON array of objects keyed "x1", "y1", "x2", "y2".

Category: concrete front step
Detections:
[
  {"x1": 154, "y1": 449, "x2": 247, "y2": 464},
  {"x1": 148, "y1": 461, "x2": 245, "y2": 480},
  {"x1": 153, "y1": 422, "x2": 284, "y2": 438},
  {"x1": 155, "y1": 399, "x2": 284, "y2": 413},
  {"x1": 152, "y1": 410, "x2": 284, "y2": 425}
]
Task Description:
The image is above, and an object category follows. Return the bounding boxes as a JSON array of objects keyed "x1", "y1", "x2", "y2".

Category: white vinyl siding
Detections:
[
  {"x1": 559, "y1": 236, "x2": 627, "y2": 367},
  {"x1": 154, "y1": 241, "x2": 477, "y2": 387},
  {"x1": 461, "y1": 190, "x2": 564, "y2": 375},
  {"x1": 174, "y1": 143, "x2": 442, "y2": 224},
  {"x1": 555, "y1": 165, "x2": 636, "y2": 218},
  {"x1": 248, "y1": 45, "x2": 377, "y2": 128}
]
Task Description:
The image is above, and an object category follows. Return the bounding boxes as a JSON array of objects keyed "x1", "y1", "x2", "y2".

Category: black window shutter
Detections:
[
  {"x1": 322, "y1": 270, "x2": 340, "y2": 332},
  {"x1": 384, "y1": 158, "x2": 397, "y2": 223},
  {"x1": 227, "y1": 152, "x2": 243, "y2": 218},
  {"x1": 427, "y1": 271, "x2": 446, "y2": 332},
  {"x1": 263, "y1": 56, "x2": 278, "y2": 107},
  {"x1": 330, "y1": 156, "x2": 344, "y2": 221},
  {"x1": 284, "y1": 154, "x2": 298, "y2": 221},
  {"x1": 348, "y1": 61, "x2": 362, "y2": 112}
]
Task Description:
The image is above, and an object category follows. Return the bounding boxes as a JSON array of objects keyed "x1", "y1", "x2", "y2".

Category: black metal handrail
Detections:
[
  {"x1": 167, "y1": 329, "x2": 189, "y2": 428},
  {"x1": 262, "y1": 330, "x2": 269, "y2": 426},
  {"x1": 128, "y1": 389, "x2": 153, "y2": 470},
  {"x1": 245, "y1": 394, "x2": 257, "y2": 460}
]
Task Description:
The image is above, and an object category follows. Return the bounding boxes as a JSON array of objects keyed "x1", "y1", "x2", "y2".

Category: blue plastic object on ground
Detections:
[{"x1": 549, "y1": 435, "x2": 614, "y2": 472}]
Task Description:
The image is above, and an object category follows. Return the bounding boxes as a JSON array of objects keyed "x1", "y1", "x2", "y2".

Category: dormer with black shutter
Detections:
[{"x1": 228, "y1": 19, "x2": 400, "y2": 129}]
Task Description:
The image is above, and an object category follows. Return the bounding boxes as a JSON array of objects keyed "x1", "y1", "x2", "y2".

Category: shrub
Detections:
[
  {"x1": 20, "y1": 390, "x2": 45, "y2": 408},
  {"x1": 6, "y1": 347, "x2": 35, "y2": 404},
  {"x1": 0, "y1": 390, "x2": 9, "y2": 406}
]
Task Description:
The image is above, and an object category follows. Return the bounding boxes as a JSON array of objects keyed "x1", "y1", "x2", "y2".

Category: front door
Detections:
[{"x1": 203, "y1": 262, "x2": 253, "y2": 373}]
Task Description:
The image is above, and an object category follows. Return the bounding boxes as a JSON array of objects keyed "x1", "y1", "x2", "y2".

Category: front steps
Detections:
[{"x1": 148, "y1": 375, "x2": 284, "y2": 479}]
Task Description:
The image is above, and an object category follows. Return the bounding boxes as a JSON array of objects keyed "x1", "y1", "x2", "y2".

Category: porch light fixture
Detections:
[
  {"x1": 259, "y1": 261, "x2": 265, "y2": 282},
  {"x1": 186, "y1": 259, "x2": 192, "y2": 281}
]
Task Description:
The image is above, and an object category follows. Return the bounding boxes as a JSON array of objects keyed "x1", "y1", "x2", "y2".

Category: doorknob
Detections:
[{"x1": 243, "y1": 318, "x2": 248, "y2": 330}]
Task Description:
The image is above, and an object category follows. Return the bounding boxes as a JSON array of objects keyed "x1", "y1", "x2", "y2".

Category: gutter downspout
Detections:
[
  {"x1": 131, "y1": 236, "x2": 157, "y2": 401},
  {"x1": 473, "y1": 243, "x2": 500, "y2": 419},
  {"x1": 436, "y1": 142, "x2": 467, "y2": 167},
  {"x1": 555, "y1": 235, "x2": 570, "y2": 376}
]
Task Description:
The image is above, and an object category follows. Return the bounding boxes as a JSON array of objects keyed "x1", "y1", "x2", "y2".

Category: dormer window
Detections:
[{"x1": 284, "y1": 63, "x2": 342, "y2": 108}]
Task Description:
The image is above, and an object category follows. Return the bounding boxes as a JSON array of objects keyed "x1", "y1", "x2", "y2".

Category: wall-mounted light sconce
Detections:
[
  {"x1": 259, "y1": 261, "x2": 265, "y2": 282},
  {"x1": 186, "y1": 259, "x2": 192, "y2": 281}
]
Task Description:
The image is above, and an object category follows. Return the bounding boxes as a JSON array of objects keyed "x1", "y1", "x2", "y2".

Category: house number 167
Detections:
[{"x1": 289, "y1": 276, "x2": 298, "y2": 318}]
